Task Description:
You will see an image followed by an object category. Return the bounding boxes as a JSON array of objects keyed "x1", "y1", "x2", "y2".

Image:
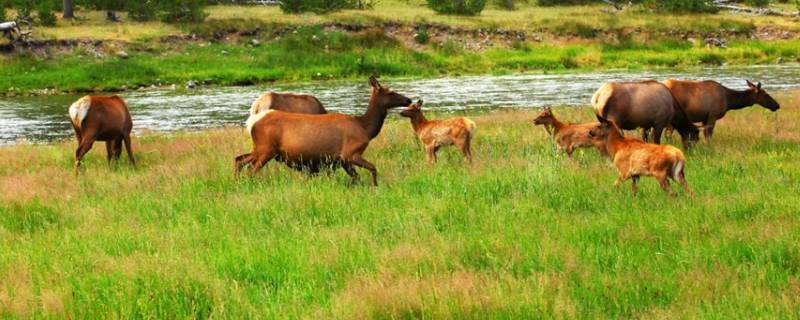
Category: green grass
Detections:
[
  {"x1": 1, "y1": 90, "x2": 799, "y2": 318},
  {"x1": 2, "y1": 24, "x2": 799, "y2": 94}
]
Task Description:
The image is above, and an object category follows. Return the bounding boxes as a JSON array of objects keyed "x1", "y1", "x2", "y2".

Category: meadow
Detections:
[
  {"x1": 2, "y1": 1, "x2": 800, "y2": 94},
  {"x1": 0, "y1": 89, "x2": 798, "y2": 318}
]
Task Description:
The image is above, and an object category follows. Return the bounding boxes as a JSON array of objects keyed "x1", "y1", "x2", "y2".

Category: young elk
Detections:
[
  {"x1": 400, "y1": 100, "x2": 475, "y2": 164},
  {"x1": 69, "y1": 95, "x2": 135, "y2": 170},
  {"x1": 234, "y1": 76, "x2": 412, "y2": 186},
  {"x1": 589, "y1": 115, "x2": 692, "y2": 197},
  {"x1": 532, "y1": 106, "x2": 604, "y2": 157}
]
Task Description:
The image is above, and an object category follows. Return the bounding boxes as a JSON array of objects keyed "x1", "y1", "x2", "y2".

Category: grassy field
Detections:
[
  {"x1": 1, "y1": 1, "x2": 799, "y2": 95},
  {"x1": 0, "y1": 89, "x2": 798, "y2": 318}
]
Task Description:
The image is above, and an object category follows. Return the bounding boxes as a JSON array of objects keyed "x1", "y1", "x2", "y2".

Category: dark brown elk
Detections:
[
  {"x1": 400, "y1": 100, "x2": 475, "y2": 164},
  {"x1": 68, "y1": 95, "x2": 135, "y2": 169},
  {"x1": 234, "y1": 76, "x2": 412, "y2": 186},
  {"x1": 250, "y1": 92, "x2": 327, "y2": 115},
  {"x1": 592, "y1": 80, "x2": 698, "y2": 148},
  {"x1": 589, "y1": 115, "x2": 692, "y2": 197},
  {"x1": 532, "y1": 106, "x2": 604, "y2": 157},
  {"x1": 663, "y1": 79, "x2": 780, "y2": 142}
]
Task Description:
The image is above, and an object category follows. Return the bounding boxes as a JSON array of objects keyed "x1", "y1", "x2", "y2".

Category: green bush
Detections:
[
  {"x1": 13, "y1": 0, "x2": 34, "y2": 20},
  {"x1": 279, "y1": 0, "x2": 362, "y2": 13},
  {"x1": 0, "y1": 4, "x2": 6, "y2": 22},
  {"x1": 127, "y1": 0, "x2": 156, "y2": 21},
  {"x1": 427, "y1": 0, "x2": 487, "y2": 15},
  {"x1": 414, "y1": 24, "x2": 430, "y2": 44},
  {"x1": 496, "y1": 0, "x2": 517, "y2": 10},
  {"x1": 743, "y1": 0, "x2": 770, "y2": 6},
  {"x1": 158, "y1": 0, "x2": 208, "y2": 22},
  {"x1": 640, "y1": 0, "x2": 719, "y2": 12},
  {"x1": 36, "y1": 0, "x2": 57, "y2": 26},
  {"x1": 538, "y1": 0, "x2": 596, "y2": 5}
]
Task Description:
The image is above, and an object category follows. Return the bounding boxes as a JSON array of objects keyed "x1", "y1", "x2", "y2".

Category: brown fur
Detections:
[
  {"x1": 400, "y1": 100, "x2": 475, "y2": 164},
  {"x1": 532, "y1": 106, "x2": 604, "y2": 157},
  {"x1": 250, "y1": 92, "x2": 327, "y2": 115},
  {"x1": 68, "y1": 95, "x2": 135, "y2": 170},
  {"x1": 234, "y1": 77, "x2": 412, "y2": 186},
  {"x1": 663, "y1": 79, "x2": 780, "y2": 142},
  {"x1": 589, "y1": 115, "x2": 692, "y2": 197},
  {"x1": 592, "y1": 81, "x2": 698, "y2": 148}
]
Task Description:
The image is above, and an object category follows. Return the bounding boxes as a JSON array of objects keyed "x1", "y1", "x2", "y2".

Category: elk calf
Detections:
[
  {"x1": 533, "y1": 106, "x2": 604, "y2": 157},
  {"x1": 589, "y1": 115, "x2": 691, "y2": 197},
  {"x1": 69, "y1": 95, "x2": 135, "y2": 170},
  {"x1": 400, "y1": 100, "x2": 475, "y2": 164}
]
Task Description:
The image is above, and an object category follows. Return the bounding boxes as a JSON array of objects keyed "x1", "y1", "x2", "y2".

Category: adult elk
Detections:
[
  {"x1": 400, "y1": 99, "x2": 475, "y2": 164},
  {"x1": 68, "y1": 95, "x2": 135, "y2": 170},
  {"x1": 592, "y1": 80, "x2": 698, "y2": 148},
  {"x1": 589, "y1": 115, "x2": 692, "y2": 197},
  {"x1": 663, "y1": 80, "x2": 780, "y2": 142},
  {"x1": 235, "y1": 76, "x2": 412, "y2": 186},
  {"x1": 250, "y1": 92, "x2": 327, "y2": 115},
  {"x1": 533, "y1": 106, "x2": 604, "y2": 157}
]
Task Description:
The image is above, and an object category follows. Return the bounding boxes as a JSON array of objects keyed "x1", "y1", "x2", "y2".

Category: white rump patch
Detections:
[
  {"x1": 246, "y1": 109, "x2": 275, "y2": 134},
  {"x1": 250, "y1": 93, "x2": 273, "y2": 115},
  {"x1": 68, "y1": 96, "x2": 91, "y2": 128}
]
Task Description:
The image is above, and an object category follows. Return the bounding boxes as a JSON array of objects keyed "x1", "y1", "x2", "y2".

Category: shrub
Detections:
[
  {"x1": 36, "y1": 0, "x2": 57, "y2": 26},
  {"x1": 496, "y1": 0, "x2": 517, "y2": 10},
  {"x1": 640, "y1": 0, "x2": 719, "y2": 13},
  {"x1": 743, "y1": 0, "x2": 770, "y2": 6},
  {"x1": 280, "y1": 0, "x2": 363, "y2": 13},
  {"x1": 414, "y1": 24, "x2": 430, "y2": 44},
  {"x1": 538, "y1": 0, "x2": 596, "y2": 5},
  {"x1": 427, "y1": 0, "x2": 487, "y2": 15},
  {"x1": 158, "y1": 0, "x2": 208, "y2": 22},
  {"x1": 13, "y1": 0, "x2": 34, "y2": 21},
  {"x1": 127, "y1": 0, "x2": 156, "y2": 21},
  {"x1": 0, "y1": 3, "x2": 6, "y2": 22}
]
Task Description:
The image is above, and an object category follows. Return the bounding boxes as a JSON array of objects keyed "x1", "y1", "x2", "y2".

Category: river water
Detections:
[{"x1": 1, "y1": 65, "x2": 799, "y2": 144}]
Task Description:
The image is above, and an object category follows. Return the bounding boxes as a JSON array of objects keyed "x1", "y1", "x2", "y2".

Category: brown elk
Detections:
[
  {"x1": 69, "y1": 95, "x2": 135, "y2": 170},
  {"x1": 532, "y1": 106, "x2": 604, "y2": 157},
  {"x1": 663, "y1": 79, "x2": 780, "y2": 142},
  {"x1": 589, "y1": 115, "x2": 692, "y2": 197},
  {"x1": 399, "y1": 100, "x2": 475, "y2": 164},
  {"x1": 234, "y1": 76, "x2": 412, "y2": 186},
  {"x1": 250, "y1": 92, "x2": 327, "y2": 115},
  {"x1": 592, "y1": 80, "x2": 699, "y2": 148}
]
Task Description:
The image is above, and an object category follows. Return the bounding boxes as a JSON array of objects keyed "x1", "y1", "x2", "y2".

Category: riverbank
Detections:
[
  {"x1": 1, "y1": 2, "x2": 800, "y2": 96},
  {"x1": 1, "y1": 99, "x2": 798, "y2": 317}
]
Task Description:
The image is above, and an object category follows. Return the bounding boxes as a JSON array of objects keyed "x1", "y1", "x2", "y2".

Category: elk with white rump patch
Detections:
[
  {"x1": 400, "y1": 100, "x2": 475, "y2": 164},
  {"x1": 234, "y1": 76, "x2": 412, "y2": 186},
  {"x1": 69, "y1": 95, "x2": 135, "y2": 170},
  {"x1": 589, "y1": 115, "x2": 692, "y2": 197}
]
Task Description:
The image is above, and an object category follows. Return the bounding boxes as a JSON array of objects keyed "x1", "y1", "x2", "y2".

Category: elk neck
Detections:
[
  {"x1": 408, "y1": 112, "x2": 429, "y2": 134},
  {"x1": 357, "y1": 95, "x2": 390, "y2": 139},
  {"x1": 724, "y1": 86, "x2": 756, "y2": 111}
]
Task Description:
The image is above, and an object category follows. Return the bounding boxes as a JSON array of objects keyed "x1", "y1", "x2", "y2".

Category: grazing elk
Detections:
[
  {"x1": 592, "y1": 80, "x2": 698, "y2": 148},
  {"x1": 663, "y1": 79, "x2": 780, "y2": 142},
  {"x1": 533, "y1": 106, "x2": 604, "y2": 157},
  {"x1": 234, "y1": 76, "x2": 412, "y2": 186},
  {"x1": 589, "y1": 115, "x2": 692, "y2": 197},
  {"x1": 68, "y1": 95, "x2": 135, "y2": 170},
  {"x1": 400, "y1": 100, "x2": 475, "y2": 164},
  {"x1": 250, "y1": 92, "x2": 327, "y2": 115}
]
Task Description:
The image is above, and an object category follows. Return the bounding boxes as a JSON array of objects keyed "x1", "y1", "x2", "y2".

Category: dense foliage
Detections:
[
  {"x1": 427, "y1": 0, "x2": 487, "y2": 15},
  {"x1": 279, "y1": 0, "x2": 376, "y2": 13}
]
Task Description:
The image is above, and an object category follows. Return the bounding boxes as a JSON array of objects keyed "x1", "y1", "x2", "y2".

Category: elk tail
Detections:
[
  {"x1": 591, "y1": 84, "x2": 613, "y2": 118},
  {"x1": 464, "y1": 118, "x2": 476, "y2": 138}
]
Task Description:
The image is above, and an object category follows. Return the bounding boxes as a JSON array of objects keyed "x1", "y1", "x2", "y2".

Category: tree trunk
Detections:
[{"x1": 63, "y1": 0, "x2": 74, "y2": 19}]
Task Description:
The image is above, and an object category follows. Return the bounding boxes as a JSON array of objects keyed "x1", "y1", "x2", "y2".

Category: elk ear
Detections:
[
  {"x1": 757, "y1": 82, "x2": 762, "y2": 90},
  {"x1": 369, "y1": 76, "x2": 381, "y2": 89},
  {"x1": 746, "y1": 80, "x2": 755, "y2": 89},
  {"x1": 416, "y1": 99, "x2": 423, "y2": 108}
]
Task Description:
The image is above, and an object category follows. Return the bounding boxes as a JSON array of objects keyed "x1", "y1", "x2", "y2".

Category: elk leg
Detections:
[
  {"x1": 349, "y1": 154, "x2": 378, "y2": 186},
  {"x1": 123, "y1": 134, "x2": 135, "y2": 166},
  {"x1": 75, "y1": 137, "x2": 96, "y2": 170},
  {"x1": 703, "y1": 121, "x2": 716, "y2": 143},
  {"x1": 566, "y1": 144, "x2": 574, "y2": 157},
  {"x1": 72, "y1": 125, "x2": 82, "y2": 144},
  {"x1": 105, "y1": 140, "x2": 114, "y2": 164},
  {"x1": 641, "y1": 127, "x2": 650, "y2": 142},
  {"x1": 113, "y1": 137, "x2": 123, "y2": 160},
  {"x1": 656, "y1": 173, "x2": 677, "y2": 197},
  {"x1": 425, "y1": 145, "x2": 436, "y2": 164},
  {"x1": 674, "y1": 165, "x2": 693, "y2": 196},
  {"x1": 234, "y1": 153, "x2": 253, "y2": 176},
  {"x1": 455, "y1": 138, "x2": 471, "y2": 164},
  {"x1": 652, "y1": 124, "x2": 665, "y2": 145},
  {"x1": 249, "y1": 147, "x2": 276, "y2": 176},
  {"x1": 342, "y1": 162, "x2": 359, "y2": 183},
  {"x1": 628, "y1": 175, "x2": 639, "y2": 196},
  {"x1": 463, "y1": 137, "x2": 473, "y2": 163}
]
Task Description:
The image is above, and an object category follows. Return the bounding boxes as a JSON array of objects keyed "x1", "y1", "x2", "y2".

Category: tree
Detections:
[{"x1": 63, "y1": 0, "x2": 73, "y2": 19}]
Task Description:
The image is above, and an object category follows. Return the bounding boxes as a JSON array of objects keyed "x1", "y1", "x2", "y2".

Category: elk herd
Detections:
[{"x1": 66, "y1": 76, "x2": 780, "y2": 195}]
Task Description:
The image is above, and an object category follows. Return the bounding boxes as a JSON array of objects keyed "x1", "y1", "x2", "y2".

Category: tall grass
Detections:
[{"x1": 0, "y1": 90, "x2": 798, "y2": 318}]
